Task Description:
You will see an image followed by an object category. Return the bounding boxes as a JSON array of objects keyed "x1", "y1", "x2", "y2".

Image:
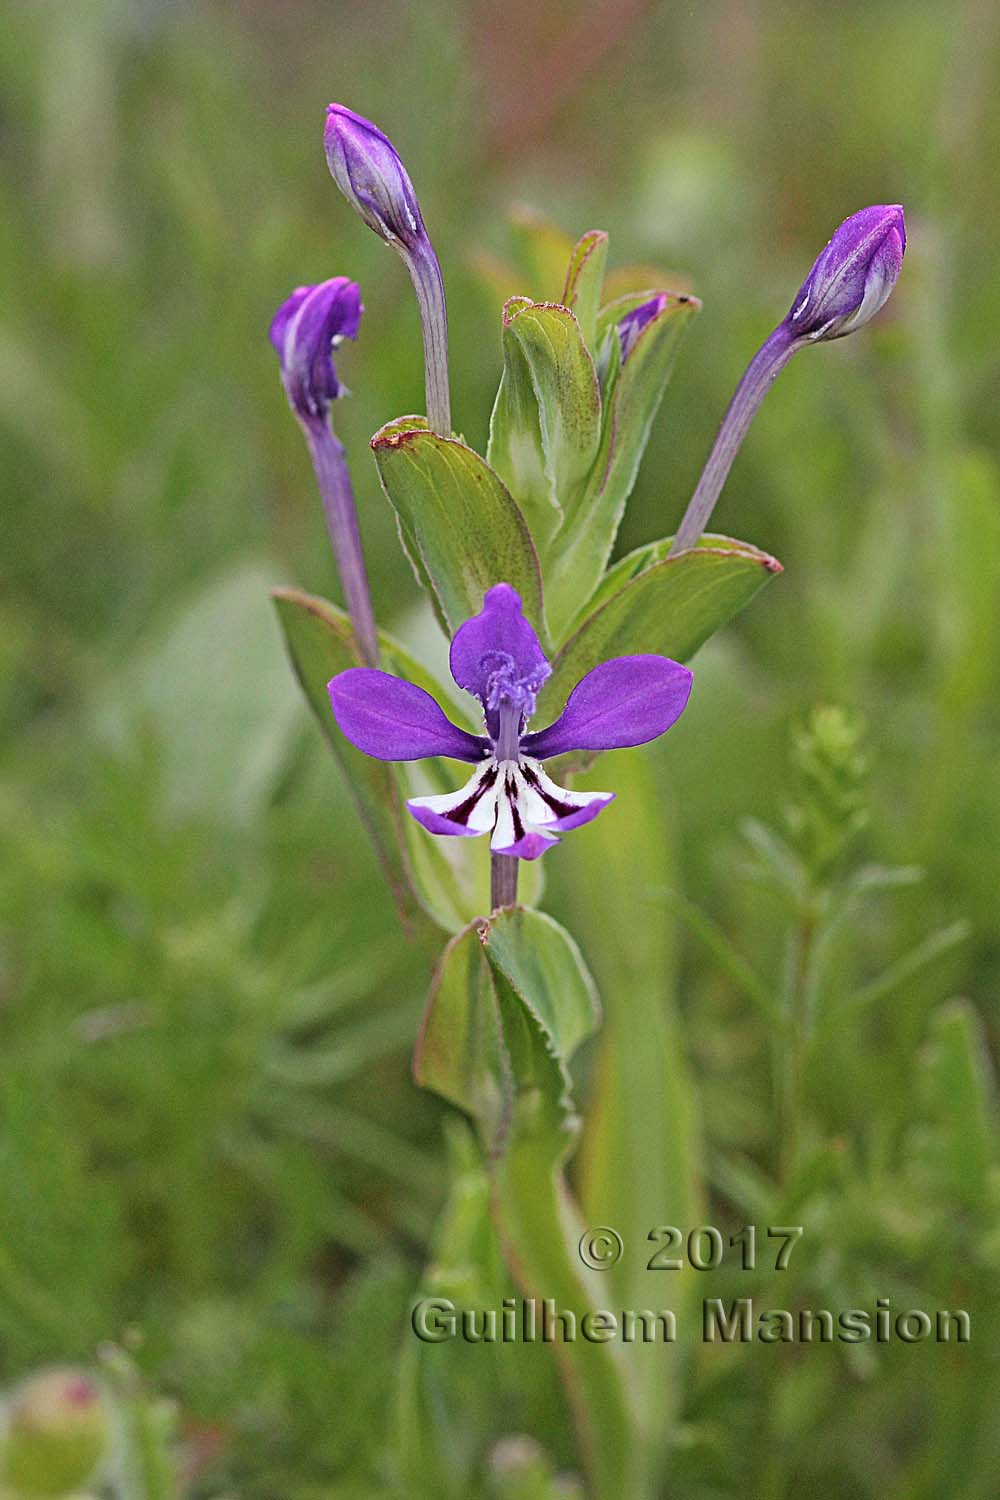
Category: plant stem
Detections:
[
  {"x1": 669, "y1": 323, "x2": 798, "y2": 555},
  {"x1": 305, "y1": 425, "x2": 380, "y2": 667},
  {"x1": 778, "y1": 900, "x2": 818, "y2": 1180},
  {"x1": 491, "y1": 851, "x2": 519, "y2": 910},
  {"x1": 404, "y1": 245, "x2": 451, "y2": 435}
]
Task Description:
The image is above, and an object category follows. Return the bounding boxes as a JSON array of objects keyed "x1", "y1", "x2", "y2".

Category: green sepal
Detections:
[
  {"x1": 561, "y1": 230, "x2": 609, "y2": 349},
  {"x1": 487, "y1": 299, "x2": 601, "y2": 552},
  {"x1": 546, "y1": 291, "x2": 700, "y2": 635},
  {"x1": 538, "y1": 534, "x2": 782, "y2": 722},
  {"x1": 372, "y1": 418, "x2": 546, "y2": 642}
]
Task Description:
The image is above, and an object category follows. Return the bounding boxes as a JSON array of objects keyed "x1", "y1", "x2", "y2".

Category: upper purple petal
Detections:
[
  {"x1": 269, "y1": 277, "x2": 363, "y2": 425},
  {"x1": 328, "y1": 669, "x2": 487, "y2": 762},
  {"x1": 449, "y1": 585, "x2": 550, "y2": 731},
  {"x1": 617, "y1": 294, "x2": 669, "y2": 362},
  {"x1": 522, "y1": 655, "x2": 692, "y2": 760}
]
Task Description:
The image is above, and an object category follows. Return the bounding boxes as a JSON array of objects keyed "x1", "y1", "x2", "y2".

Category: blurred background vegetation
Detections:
[{"x1": 2, "y1": 0, "x2": 999, "y2": 1495}]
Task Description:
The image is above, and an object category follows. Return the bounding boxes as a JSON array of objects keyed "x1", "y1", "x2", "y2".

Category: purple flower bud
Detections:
[
  {"x1": 617, "y1": 294, "x2": 669, "y2": 363},
  {"x1": 268, "y1": 277, "x2": 378, "y2": 666},
  {"x1": 785, "y1": 204, "x2": 906, "y2": 343},
  {"x1": 323, "y1": 105, "x2": 451, "y2": 435},
  {"x1": 268, "y1": 277, "x2": 362, "y2": 430},
  {"x1": 324, "y1": 104, "x2": 425, "y2": 254}
]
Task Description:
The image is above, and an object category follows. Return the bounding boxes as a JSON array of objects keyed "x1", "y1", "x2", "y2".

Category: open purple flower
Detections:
[{"x1": 328, "y1": 584, "x2": 692, "y2": 860}]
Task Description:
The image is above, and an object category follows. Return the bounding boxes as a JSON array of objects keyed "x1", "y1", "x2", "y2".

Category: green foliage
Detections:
[{"x1": 371, "y1": 420, "x2": 545, "y2": 640}]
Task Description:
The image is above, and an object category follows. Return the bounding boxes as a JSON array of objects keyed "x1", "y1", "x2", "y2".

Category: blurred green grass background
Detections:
[{"x1": 2, "y1": 1, "x2": 999, "y2": 1495}]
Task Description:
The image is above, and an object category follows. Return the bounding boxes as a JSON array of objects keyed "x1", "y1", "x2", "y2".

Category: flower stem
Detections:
[
  {"x1": 491, "y1": 852, "x2": 519, "y2": 911},
  {"x1": 669, "y1": 323, "x2": 798, "y2": 555},
  {"x1": 305, "y1": 425, "x2": 379, "y2": 667},
  {"x1": 404, "y1": 246, "x2": 451, "y2": 436}
]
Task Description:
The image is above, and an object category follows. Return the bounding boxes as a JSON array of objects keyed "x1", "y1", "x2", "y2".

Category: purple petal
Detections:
[
  {"x1": 449, "y1": 585, "x2": 550, "y2": 724},
  {"x1": 269, "y1": 278, "x2": 363, "y2": 425},
  {"x1": 617, "y1": 294, "x2": 669, "y2": 362},
  {"x1": 328, "y1": 669, "x2": 487, "y2": 762},
  {"x1": 522, "y1": 655, "x2": 692, "y2": 760}
]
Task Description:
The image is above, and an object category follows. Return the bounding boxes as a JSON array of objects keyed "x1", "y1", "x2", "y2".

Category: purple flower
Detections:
[
  {"x1": 328, "y1": 584, "x2": 692, "y2": 861},
  {"x1": 785, "y1": 204, "x2": 906, "y2": 344},
  {"x1": 617, "y1": 294, "x2": 669, "y2": 362},
  {"x1": 268, "y1": 277, "x2": 362, "y2": 431}
]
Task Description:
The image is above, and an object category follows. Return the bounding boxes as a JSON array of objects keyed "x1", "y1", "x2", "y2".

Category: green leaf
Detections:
[
  {"x1": 414, "y1": 907, "x2": 598, "y2": 1157},
  {"x1": 561, "y1": 230, "x2": 609, "y2": 348},
  {"x1": 272, "y1": 586, "x2": 420, "y2": 926},
  {"x1": 538, "y1": 534, "x2": 782, "y2": 721},
  {"x1": 486, "y1": 299, "x2": 601, "y2": 551},
  {"x1": 547, "y1": 292, "x2": 699, "y2": 633},
  {"x1": 372, "y1": 419, "x2": 545, "y2": 640},
  {"x1": 917, "y1": 999, "x2": 998, "y2": 1211}
]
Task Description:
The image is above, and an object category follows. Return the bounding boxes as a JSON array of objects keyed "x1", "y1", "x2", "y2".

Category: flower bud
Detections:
[
  {"x1": 323, "y1": 104, "x2": 426, "y2": 253},
  {"x1": 785, "y1": 204, "x2": 905, "y2": 343},
  {"x1": 268, "y1": 277, "x2": 362, "y2": 429},
  {"x1": 323, "y1": 105, "x2": 451, "y2": 434},
  {"x1": 2, "y1": 1368, "x2": 110, "y2": 1496}
]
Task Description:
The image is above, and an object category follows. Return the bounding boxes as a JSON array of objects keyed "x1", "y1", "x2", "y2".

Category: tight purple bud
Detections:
[
  {"x1": 323, "y1": 104, "x2": 451, "y2": 435},
  {"x1": 269, "y1": 278, "x2": 362, "y2": 430},
  {"x1": 324, "y1": 105, "x2": 425, "y2": 252},
  {"x1": 785, "y1": 204, "x2": 906, "y2": 343}
]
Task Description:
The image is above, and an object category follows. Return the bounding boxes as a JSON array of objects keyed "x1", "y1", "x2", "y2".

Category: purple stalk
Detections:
[
  {"x1": 305, "y1": 426, "x2": 380, "y2": 667},
  {"x1": 669, "y1": 325, "x2": 796, "y2": 555}
]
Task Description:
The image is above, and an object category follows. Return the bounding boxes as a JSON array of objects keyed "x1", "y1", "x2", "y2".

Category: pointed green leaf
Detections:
[
  {"x1": 272, "y1": 586, "x2": 419, "y2": 925},
  {"x1": 538, "y1": 534, "x2": 782, "y2": 720},
  {"x1": 561, "y1": 230, "x2": 609, "y2": 348},
  {"x1": 547, "y1": 292, "x2": 699, "y2": 632},
  {"x1": 414, "y1": 906, "x2": 599, "y2": 1154},
  {"x1": 486, "y1": 300, "x2": 601, "y2": 551},
  {"x1": 372, "y1": 420, "x2": 545, "y2": 640}
]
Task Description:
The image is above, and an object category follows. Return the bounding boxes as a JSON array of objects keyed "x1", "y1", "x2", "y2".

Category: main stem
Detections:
[
  {"x1": 404, "y1": 246, "x2": 451, "y2": 436},
  {"x1": 669, "y1": 323, "x2": 798, "y2": 555},
  {"x1": 491, "y1": 852, "x2": 519, "y2": 911},
  {"x1": 306, "y1": 425, "x2": 380, "y2": 667}
]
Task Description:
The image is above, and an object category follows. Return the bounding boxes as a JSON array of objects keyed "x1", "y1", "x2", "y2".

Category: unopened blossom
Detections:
[
  {"x1": 670, "y1": 204, "x2": 906, "y2": 554},
  {"x1": 328, "y1": 584, "x2": 692, "y2": 861},
  {"x1": 786, "y1": 204, "x2": 905, "y2": 343},
  {"x1": 324, "y1": 104, "x2": 451, "y2": 435},
  {"x1": 269, "y1": 278, "x2": 378, "y2": 665},
  {"x1": 269, "y1": 277, "x2": 362, "y2": 429}
]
